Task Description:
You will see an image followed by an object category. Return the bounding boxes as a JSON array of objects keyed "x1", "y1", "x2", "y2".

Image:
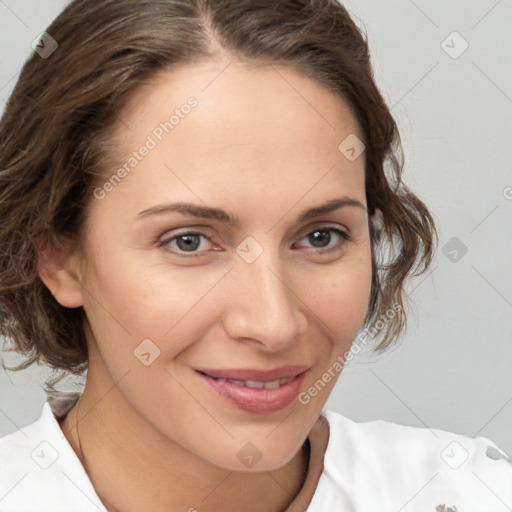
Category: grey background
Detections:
[{"x1": 1, "y1": 0, "x2": 511, "y2": 455}]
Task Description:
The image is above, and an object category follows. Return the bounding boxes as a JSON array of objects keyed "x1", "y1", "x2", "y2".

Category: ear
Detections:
[{"x1": 35, "y1": 233, "x2": 84, "y2": 308}]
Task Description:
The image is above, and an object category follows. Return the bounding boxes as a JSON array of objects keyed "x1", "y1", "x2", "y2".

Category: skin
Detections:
[{"x1": 40, "y1": 55, "x2": 373, "y2": 511}]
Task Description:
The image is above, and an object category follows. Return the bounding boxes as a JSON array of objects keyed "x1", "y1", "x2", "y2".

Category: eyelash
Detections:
[{"x1": 158, "y1": 226, "x2": 351, "y2": 258}]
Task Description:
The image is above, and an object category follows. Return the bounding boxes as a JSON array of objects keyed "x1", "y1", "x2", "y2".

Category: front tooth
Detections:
[
  {"x1": 228, "y1": 379, "x2": 246, "y2": 386},
  {"x1": 264, "y1": 379, "x2": 281, "y2": 389},
  {"x1": 224, "y1": 378, "x2": 291, "y2": 389},
  {"x1": 245, "y1": 380, "x2": 265, "y2": 389}
]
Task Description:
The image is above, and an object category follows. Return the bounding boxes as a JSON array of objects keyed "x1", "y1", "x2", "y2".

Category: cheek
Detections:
[
  {"x1": 300, "y1": 253, "x2": 372, "y2": 342},
  {"x1": 80, "y1": 229, "x2": 372, "y2": 371},
  {"x1": 80, "y1": 250, "x2": 227, "y2": 360}
]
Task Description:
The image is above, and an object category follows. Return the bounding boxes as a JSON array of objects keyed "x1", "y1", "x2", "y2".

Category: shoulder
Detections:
[
  {"x1": 0, "y1": 397, "x2": 106, "y2": 512},
  {"x1": 319, "y1": 409, "x2": 512, "y2": 511}
]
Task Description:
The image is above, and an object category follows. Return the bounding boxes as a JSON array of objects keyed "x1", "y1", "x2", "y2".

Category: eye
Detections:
[
  {"x1": 159, "y1": 230, "x2": 214, "y2": 256},
  {"x1": 294, "y1": 226, "x2": 351, "y2": 252},
  {"x1": 159, "y1": 225, "x2": 351, "y2": 258}
]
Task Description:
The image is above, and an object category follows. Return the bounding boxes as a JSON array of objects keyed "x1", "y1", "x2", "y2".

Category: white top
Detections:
[{"x1": 1, "y1": 395, "x2": 511, "y2": 511}]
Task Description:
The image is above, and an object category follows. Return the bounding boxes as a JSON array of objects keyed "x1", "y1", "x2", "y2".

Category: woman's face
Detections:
[{"x1": 72, "y1": 59, "x2": 372, "y2": 470}]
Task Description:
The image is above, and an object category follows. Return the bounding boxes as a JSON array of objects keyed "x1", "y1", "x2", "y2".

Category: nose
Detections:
[{"x1": 222, "y1": 248, "x2": 308, "y2": 352}]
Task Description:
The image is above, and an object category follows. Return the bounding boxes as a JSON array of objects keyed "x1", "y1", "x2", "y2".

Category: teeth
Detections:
[
  {"x1": 263, "y1": 379, "x2": 280, "y2": 389},
  {"x1": 245, "y1": 380, "x2": 265, "y2": 389},
  {"x1": 212, "y1": 376, "x2": 294, "y2": 389}
]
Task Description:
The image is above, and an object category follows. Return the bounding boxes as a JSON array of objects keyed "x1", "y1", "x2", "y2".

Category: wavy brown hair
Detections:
[{"x1": 0, "y1": 0, "x2": 437, "y2": 393}]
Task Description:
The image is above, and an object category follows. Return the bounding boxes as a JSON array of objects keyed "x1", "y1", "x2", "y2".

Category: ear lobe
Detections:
[{"x1": 36, "y1": 233, "x2": 84, "y2": 308}]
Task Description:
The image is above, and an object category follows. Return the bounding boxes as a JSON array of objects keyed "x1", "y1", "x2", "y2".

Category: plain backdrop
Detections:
[{"x1": 0, "y1": 0, "x2": 511, "y2": 455}]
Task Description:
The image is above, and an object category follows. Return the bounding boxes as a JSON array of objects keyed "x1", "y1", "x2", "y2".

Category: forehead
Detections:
[
  {"x1": 114, "y1": 58, "x2": 363, "y2": 155},
  {"x1": 99, "y1": 60, "x2": 366, "y2": 217}
]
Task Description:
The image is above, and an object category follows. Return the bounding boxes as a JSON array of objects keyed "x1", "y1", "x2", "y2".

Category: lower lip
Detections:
[{"x1": 196, "y1": 370, "x2": 308, "y2": 414}]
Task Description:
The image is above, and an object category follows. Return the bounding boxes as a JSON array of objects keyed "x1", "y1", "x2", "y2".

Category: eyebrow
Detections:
[{"x1": 135, "y1": 196, "x2": 367, "y2": 225}]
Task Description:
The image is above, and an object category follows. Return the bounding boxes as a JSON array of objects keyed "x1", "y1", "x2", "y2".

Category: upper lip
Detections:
[{"x1": 195, "y1": 365, "x2": 310, "y2": 382}]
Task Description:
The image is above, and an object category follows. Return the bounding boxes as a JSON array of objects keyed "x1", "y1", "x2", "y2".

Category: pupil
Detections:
[
  {"x1": 310, "y1": 230, "x2": 330, "y2": 247},
  {"x1": 177, "y1": 235, "x2": 200, "y2": 251}
]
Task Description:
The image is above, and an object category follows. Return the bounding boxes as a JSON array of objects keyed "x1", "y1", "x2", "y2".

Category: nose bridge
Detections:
[{"x1": 224, "y1": 241, "x2": 306, "y2": 347}]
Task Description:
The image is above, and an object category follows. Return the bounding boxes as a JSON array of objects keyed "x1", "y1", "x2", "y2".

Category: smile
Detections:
[
  {"x1": 196, "y1": 368, "x2": 310, "y2": 414},
  {"x1": 206, "y1": 376, "x2": 295, "y2": 389}
]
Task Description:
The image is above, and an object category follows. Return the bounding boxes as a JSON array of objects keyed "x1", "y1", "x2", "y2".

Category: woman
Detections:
[{"x1": 0, "y1": 0, "x2": 510, "y2": 511}]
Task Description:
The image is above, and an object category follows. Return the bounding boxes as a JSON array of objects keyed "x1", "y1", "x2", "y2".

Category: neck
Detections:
[
  {"x1": 60, "y1": 380, "x2": 318, "y2": 512},
  {"x1": 96, "y1": 435, "x2": 311, "y2": 512}
]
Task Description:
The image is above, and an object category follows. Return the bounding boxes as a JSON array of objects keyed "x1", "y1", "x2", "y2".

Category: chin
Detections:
[{"x1": 206, "y1": 438, "x2": 303, "y2": 473}]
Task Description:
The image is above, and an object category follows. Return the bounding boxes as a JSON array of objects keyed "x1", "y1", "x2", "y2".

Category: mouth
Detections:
[
  {"x1": 196, "y1": 372, "x2": 295, "y2": 390},
  {"x1": 194, "y1": 364, "x2": 310, "y2": 382},
  {"x1": 195, "y1": 365, "x2": 310, "y2": 414}
]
